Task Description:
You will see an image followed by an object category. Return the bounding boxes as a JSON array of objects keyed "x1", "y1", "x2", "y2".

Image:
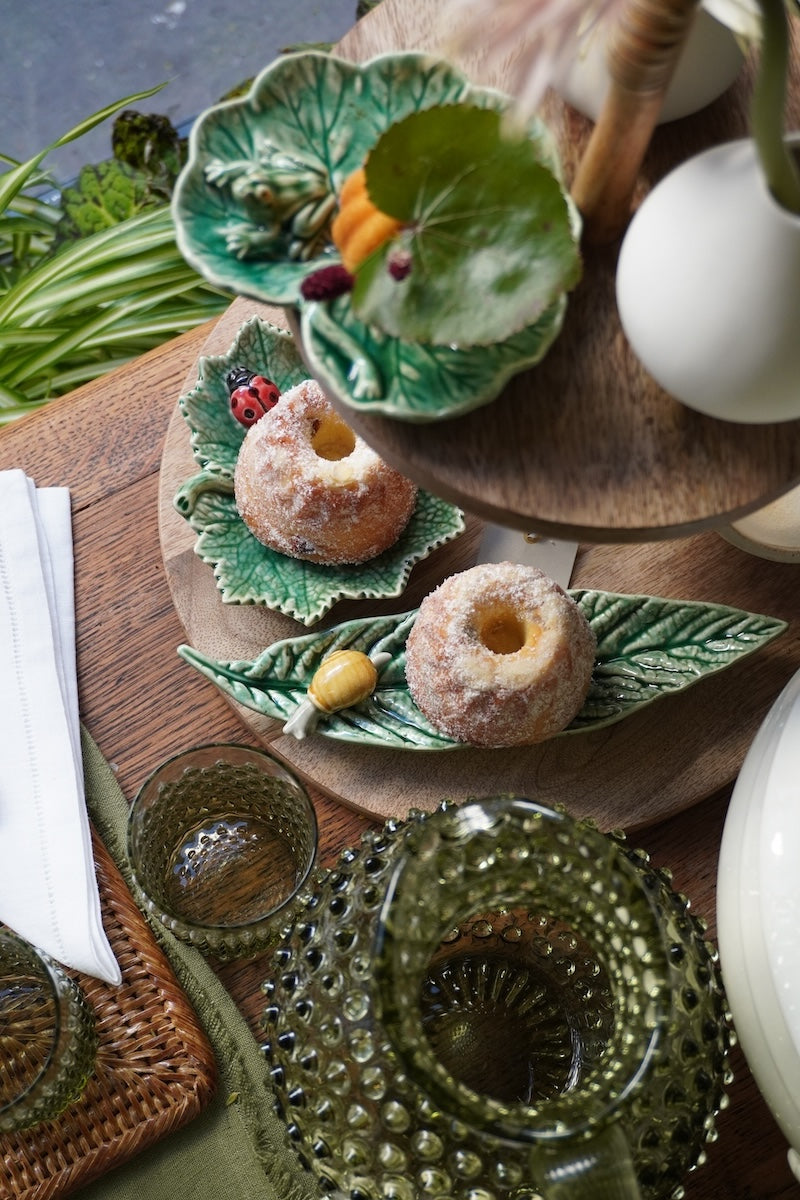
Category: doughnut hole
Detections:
[
  {"x1": 478, "y1": 606, "x2": 542, "y2": 655},
  {"x1": 310, "y1": 413, "x2": 356, "y2": 462},
  {"x1": 404, "y1": 562, "x2": 597, "y2": 748}
]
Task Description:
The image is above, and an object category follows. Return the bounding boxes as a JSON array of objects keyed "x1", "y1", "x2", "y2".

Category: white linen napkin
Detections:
[{"x1": 0, "y1": 469, "x2": 121, "y2": 984}]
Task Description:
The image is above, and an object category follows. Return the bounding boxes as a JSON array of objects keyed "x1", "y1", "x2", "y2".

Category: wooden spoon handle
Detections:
[{"x1": 572, "y1": 0, "x2": 701, "y2": 244}]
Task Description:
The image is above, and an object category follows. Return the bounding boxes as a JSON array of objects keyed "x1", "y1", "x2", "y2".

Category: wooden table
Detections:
[
  {"x1": 3, "y1": 0, "x2": 799, "y2": 1190},
  {"x1": 0, "y1": 316, "x2": 796, "y2": 1199}
]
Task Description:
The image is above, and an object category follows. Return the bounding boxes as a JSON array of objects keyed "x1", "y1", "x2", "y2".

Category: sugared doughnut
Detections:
[
  {"x1": 234, "y1": 378, "x2": 417, "y2": 565},
  {"x1": 405, "y1": 562, "x2": 596, "y2": 747}
]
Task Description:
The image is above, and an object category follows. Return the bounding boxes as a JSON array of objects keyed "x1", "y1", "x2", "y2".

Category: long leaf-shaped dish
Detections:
[{"x1": 178, "y1": 590, "x2": 787, "y2": 750}]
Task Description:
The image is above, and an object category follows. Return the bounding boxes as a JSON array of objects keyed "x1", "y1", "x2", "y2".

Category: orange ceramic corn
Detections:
[{"x1": 331, "y1": 167, "x2": 402, "y2": 273}]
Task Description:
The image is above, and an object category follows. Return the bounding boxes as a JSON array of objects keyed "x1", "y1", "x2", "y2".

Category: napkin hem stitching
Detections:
[{"x1": 0, "y1": 533, "x2": 65, "y2": 961}]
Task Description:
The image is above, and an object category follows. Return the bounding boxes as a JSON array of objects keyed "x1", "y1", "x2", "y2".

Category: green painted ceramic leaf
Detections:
[
  {"x1": 175, "y1": 481, "x2": 465, "y2": 625},
  {"x1": 179, "y1": 314, "x2": 308, "y2": 476},
  {"x1": 299, "y1": 293, "x2": 568, "y2": 423},
  {"x1": 175, "y1": 314, "x2": 466, "y2": 623},
  {"x1": 172, "y1": 50, "x2": 581, "y2": 421},
  {"x1": 177, "y1": 591, "x2": 787, "y2": 749},
  {"x1": 353, "y1": 106, "x2": 581, "y2": 347},
  {"x1": 180, "y1": 612, "x2": 458, "y2": 749},
  {"x1": 567, "y1": 590, "x2": 787, "y2": 728},
  {"x1": 173, "y1": 51, "x2": 524, "y2": 306}
]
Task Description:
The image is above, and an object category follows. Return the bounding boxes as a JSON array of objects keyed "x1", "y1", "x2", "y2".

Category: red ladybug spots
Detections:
[{"x1": 226, "y1": 366, "x2": 281, "y2": 427}]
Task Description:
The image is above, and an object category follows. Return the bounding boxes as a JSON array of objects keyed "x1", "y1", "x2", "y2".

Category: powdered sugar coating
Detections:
[
  {"x1": 405, "y1": 562, "x2": 596, "y2": 747},
  {"x1": 234, "y1": 378, "x2": 417, "y2": 565}
]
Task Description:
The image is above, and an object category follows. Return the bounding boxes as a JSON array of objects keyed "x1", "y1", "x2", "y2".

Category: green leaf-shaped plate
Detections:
[
  {"x1": 175, "y1": 315, "x2": 465, "y2": 624},
  {"x1": 172, "y1": 50, "x2": 580, "y2": 422},
  {"x1": 180, "y1": 313, "x2": 308, "y2": 475},
  {"x1": 299, "y1": 293, "x2": 568, "y2": 423},
  {"x1": 173, "y1": 50, "x2": 564, "y2": 307},
  {"x1": 178, "y1": 590, "x2": 787, "y2": 749}
]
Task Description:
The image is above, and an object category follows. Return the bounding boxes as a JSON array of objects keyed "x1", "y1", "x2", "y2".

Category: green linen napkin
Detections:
[{"x1": 79, "y1": 726, "x2": 317, "y2": 1200}]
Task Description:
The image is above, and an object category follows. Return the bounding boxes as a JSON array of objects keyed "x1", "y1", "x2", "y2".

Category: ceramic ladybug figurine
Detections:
[{"x1": 226, "y1": 365, "x2": 281, "y2": 427}]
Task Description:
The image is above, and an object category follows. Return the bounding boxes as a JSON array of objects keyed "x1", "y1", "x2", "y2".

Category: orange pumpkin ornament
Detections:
[{"x1": 330, "y1": 167, "x2": 403, "y2": 273}]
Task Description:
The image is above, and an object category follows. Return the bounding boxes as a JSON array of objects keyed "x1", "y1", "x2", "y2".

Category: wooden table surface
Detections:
[
  {"x1": 2, "y1": 1, "x2": 799, "y2": 1192},
  {"x1": 0, "y1": 315, "x2": 796, "y2": 1199}
]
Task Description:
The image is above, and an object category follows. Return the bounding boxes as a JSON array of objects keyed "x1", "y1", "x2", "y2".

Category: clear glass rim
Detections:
[
  {"x1": 0, "y1": 930, "x2": 95, "y2": 1129},
  {"x1": 0, "y1": 931, "x2": 60, "y2": 1113},
  {"x1": 127, "y1": 742, "x2": 319, "y2": 942}
]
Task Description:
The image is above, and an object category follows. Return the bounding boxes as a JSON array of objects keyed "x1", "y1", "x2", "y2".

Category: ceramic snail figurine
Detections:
[
  {"x1": 282, "y1": 649, "x2": 391, "y2": 739},
  {"x1": 262, "y1": 797, "x2": 732, "y2": 1200}
]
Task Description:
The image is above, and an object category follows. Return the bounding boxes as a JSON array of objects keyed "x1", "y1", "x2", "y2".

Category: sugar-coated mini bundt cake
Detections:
[
  {"x1": 405, "y1": 561, "x2": 596, "y2": 747},
  {"x1": 234, "y1": 378, "x2": 417, "y2": 565}
]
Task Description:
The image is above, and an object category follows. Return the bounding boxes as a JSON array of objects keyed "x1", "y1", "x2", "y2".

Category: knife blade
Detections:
[{"x1": 475, "y1": 523, "x2": 580, "y2": 589}]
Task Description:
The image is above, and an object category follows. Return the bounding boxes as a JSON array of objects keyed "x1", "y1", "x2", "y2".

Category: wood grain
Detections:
[
  {"x1": 302, "y1": 6, "x2": 800, "y2": 540},
  {"x1": 159, "y1": 298, "x2": 800, "y2": 831}
]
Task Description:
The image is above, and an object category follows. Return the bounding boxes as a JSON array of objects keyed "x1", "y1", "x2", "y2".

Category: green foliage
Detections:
[
  {"x1": 0, "y1": 86, "x2": 228, "y2": 420},
  {"x1": 0, "y1": 1, "x2": 367, "y2": 420},
  {"x1": 111, "y1": 109, "x2": 185, "y2": 183},
  {"x1": 57, "y1": 160, "x2": 160, "y2": 241}
]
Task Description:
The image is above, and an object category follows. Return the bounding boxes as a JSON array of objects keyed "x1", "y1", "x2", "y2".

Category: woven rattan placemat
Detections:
[{"x1": 0, "y1": 825, "x2": 218, "y2": 1199}]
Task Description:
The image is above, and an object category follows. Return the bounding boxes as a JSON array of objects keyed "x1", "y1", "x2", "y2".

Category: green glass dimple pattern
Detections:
[
  {"x1": 128, "y1": 748, "x2": 317, "y2": 961},
  {"x1": 261, "y1": 799, "x2": 732, "y2": 1200},
  {"x1": 0, "y1": 932, "x2": 97, "y2": 1133}
]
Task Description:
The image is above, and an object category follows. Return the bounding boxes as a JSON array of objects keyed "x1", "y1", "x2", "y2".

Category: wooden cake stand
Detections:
[
  {"x1": 159, "y1": 300, "x2": 800, "y2": 832},
  {"x1": 309, "y1": 2, "x2": 800, "y2": 540},
  {"x1": 161, "y1": 2, "x2": 800, "y2": 830}
]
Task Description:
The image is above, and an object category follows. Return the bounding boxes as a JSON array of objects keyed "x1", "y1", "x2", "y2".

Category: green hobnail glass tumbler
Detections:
[
  {"x1": 262, "y1": 798, "x2": 731, "y2": 1199},
  {"x1": 128, "y1": 744, "x2": 318, "y2": 961},
  {"x1": 0, "y1": 929, "x2": 97, "y2": 1132}
]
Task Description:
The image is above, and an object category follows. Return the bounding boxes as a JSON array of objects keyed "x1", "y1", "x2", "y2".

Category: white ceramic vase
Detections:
[
  {"x1": 615, "y1": 134, "x2": 800, "y2": 423},
  {"x1": 717, "y1": 665, "x2": 800, "y2": 1183},
  {"x1": 552, "y1": 8, "x2": 743, "y2": 124}
]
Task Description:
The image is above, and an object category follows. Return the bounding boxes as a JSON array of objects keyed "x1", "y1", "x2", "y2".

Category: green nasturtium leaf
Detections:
[
  {"x1": 178, "y1": 591, "x2": 787, "y2": 750},
  {"x1": 353, "y1": 105, "x2": 582, "y2": 347}
]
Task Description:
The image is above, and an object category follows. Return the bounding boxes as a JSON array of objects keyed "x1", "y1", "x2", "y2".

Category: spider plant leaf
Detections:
[{"x1": 0, "y1": 84, "x2": 167, "y2": 214}]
